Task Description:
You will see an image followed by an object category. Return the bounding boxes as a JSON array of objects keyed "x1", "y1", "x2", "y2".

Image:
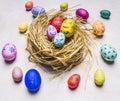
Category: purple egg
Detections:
[
  {"x1": 2, "y1": 43, "x2": 17, "y2": 62},
  {"x1": 47, "y1": 25, "x2": 57, "y2": 39},
  {"x1": 76, "y1": 8, "x2": 89, "y2": 20}
]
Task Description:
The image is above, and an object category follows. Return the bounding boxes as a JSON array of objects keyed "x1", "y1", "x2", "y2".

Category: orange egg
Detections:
[{"x1": 92, "y1": 20, "x2": 105, "y2": 37}]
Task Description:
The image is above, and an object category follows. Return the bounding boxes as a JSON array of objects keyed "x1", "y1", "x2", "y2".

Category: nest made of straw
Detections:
[{"x1": 26, "y1": 9, "x2": 92, "y2": 74}]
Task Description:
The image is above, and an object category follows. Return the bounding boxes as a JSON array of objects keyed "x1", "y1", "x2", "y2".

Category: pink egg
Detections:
[
  {"x1": 2, "y1": 43, "x2": 17, "y2": 62},
  {"x1": 76, "y1": 8, "x2": 89, "y2": 20},
  {"x1": 12, "y1": 67, "x2": 23, "y2": 82},
  {"x1": 47, "y1": 25, "x2": 57, "y2": 39}
]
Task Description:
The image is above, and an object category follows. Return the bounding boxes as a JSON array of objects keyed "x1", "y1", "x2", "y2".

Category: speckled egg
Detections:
[
  {"x1": 25, "y1": 69, "x2": 42, "y2": 92},
  {"x1": 100, "y1": 44, "x2": 117, "y2": 62},
  {"x1": 12, "y1": 67, "x2": 23, "y2": 82},
  {"x1": 94, "y1": 69, "x2": 105, "y2": 86},
  {"x1": 60, "y1": 18, "x2": 75, "y2": 38},
  {"x1": 51, "y1": 16, "x2": 64, "y2": 32},
  {"x1": 2, "y1": 43, "x2": 17, "y2": 62},
  {"x1": 60, "y1": 2, "x2": 68, "y2": 11},
  {"x1": 31, "y1": 6, "x2": 45, "y2": 17},
  {"x1": 18, "y1": 21, "x2": 28, "y2": 33},
  {"x1": 53, "y1": 32, "x2": 65, "y2": 47},
  {"x1": 100, "y1": 10, "x2": 111, "y2": 19},
  {"x1": 92, "y1": 20, "x2": 105, "y2": 37},
  {"x1": 47, "y1": 25, "x2": 57, "y2": 39}
]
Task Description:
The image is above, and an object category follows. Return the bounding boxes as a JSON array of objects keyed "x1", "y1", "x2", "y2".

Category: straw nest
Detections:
[{"x1": 26, "y1": 9, "x2": 93, "y2": 74}]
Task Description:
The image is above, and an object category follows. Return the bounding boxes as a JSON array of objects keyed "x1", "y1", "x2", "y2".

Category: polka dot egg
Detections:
[{"x1": 100, "y1": 44, "x2": 117, "y2": 62}]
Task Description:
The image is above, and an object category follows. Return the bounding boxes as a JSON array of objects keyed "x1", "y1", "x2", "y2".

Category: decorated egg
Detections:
[
  {"x1": 2, "y1": 43, "x2": 17, "y2": 62},
  {"x1": 100, "y1": 10, "x2": 111, "y2": 19},
  {"x1": 92, "y1": 20, "x2": 105, "y2": 37},
  {"x1": 31, "y1": 6, "x2": 45, "y2": 17},
  {"x1": 67, "y1": 74, "x2": 81, "y2": 89},
  {"x1": 60, "y1": 18, "x2": 75, "y2": 38},
  {"x1": 25, "y1": 1, "x2": 33, "y2": 11},
  {"x1": 76, "y1": 8, "x2": 89, "y2": 20},
  {"x1": 94, "y1": 69, "x2": 105, "y2": 86},
  {"x1": 51, "y1": 16, "x2": 64, "y2": 32},
  {"x1": 53, "y1": 32, "x2": 65, "y2": 47},
  {"x1": 18, "y1": 21, "x2": 28, "y2": 33},
  {"x1": 12, "y1": 67, "x2": 23, "y2": 82},
  {"x1": 100, "y1": 44, "x2": 117, "y2": 62},
  {"x1": 25, "y1": 69, "x2": 42, "y2": 92},
  {"x1": 47, "y1": 25, "x2": 57, "y2": 39},
  {"x1": 60, "y1": 2, "x2": 68, "y2": 11}
]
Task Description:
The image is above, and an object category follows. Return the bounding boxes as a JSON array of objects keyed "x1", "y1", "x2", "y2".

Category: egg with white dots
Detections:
[
  {"x1": 100, "y1": 44, "x2": 117, "y2": 62},
  {"x1": 53, "y1": 32, "x2": 65, "y2": 47}
]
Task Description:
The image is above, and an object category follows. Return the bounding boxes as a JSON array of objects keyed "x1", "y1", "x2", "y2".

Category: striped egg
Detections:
[
  {"x1": 94, "y1": 69, "x2": 105, "y2": 86},
  {"x1": 92, "y1": 20, "x2": 105, "y2": 37}
]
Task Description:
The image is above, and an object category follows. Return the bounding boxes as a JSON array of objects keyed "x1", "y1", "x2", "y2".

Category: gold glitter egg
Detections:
[
  {"x1": 94, "y1": 69, "x2": 105, "y2": 86},
  {"x1": 60, "y1": 2, "x2": 68, "y2": 11},
  {"x1": 92, "y1": 20, "x2": 105, "y2": 37}
]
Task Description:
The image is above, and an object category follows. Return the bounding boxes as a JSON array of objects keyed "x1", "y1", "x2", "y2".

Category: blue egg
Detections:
[
  {"x1": 53, "y1": 32, "x2": 65, "y2": 47},
  {"x1": 31, "y1": 6, "x2": 45, "y2": 17},
  {"x1": 25, "y1": 69, "x2": 42, "y2": 92},
  {"x1": 100, "y1": 44, "x2": 117, "y2": 62}
]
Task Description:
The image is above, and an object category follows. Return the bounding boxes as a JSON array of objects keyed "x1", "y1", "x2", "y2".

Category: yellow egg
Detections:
[
  {"x1": 92, "y1": 20, "x2": 105, "y2": 36},
  {"x1": 60, "y1": 2, "x2": 68, "y2": 11},
  {"x1": 60, "y1": 18, "x2": 75, "y2": 38},
  {"x1": 18, "y1": 21, "x2": 28, "y2": 33},
  {"x1": 94, "y1": 69, "x2": 105, "y2": 86}
]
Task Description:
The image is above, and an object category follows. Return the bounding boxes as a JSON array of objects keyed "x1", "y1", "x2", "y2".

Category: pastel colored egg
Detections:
[
  {"x1": 100, "y1": 10, "x2": 111, "y2": 19},
  {"x1": 94, "y1": 69, "x2": 105, "y2": 86},
  {"x1": 25, "y1": 1, "x2": 33, "y2": 11},
  {"x1": 51, "y1": 16, "x2": 64, "y2": 32},
  {"x1": 47, "y1": 25, "x2": 57, "y2": 39},
  {"x1": 100, "y1": 44, "x2": 117, "y2": 62},
  {"x1": 31, "y1": 6, "x2": 45, "y2": 17},
  {"x1": 25, "y1": 69, "x2": 42, "y2": 92},
  {"x1": 18, "y1": 21, "x2": 28, "y2": 33},
  {"x1": 76, "y1": 8, "x2": 89, "y2": 20},
  {"x1": 92, "y1": 20, "x2": 105, "y2": 37},
  {"x1": 12, "y1": 67, "x2": 23, "y2": 82},
  {"x1": 53, "y1": 32, "x2": 65, "y2": 47},
  {"x1": 60, "y1": 18, "x2": 75, "y2": 38},
  {"x1": 2, "y1": 43, "x2": 17, "y2": 62},
  {"x1": 67, "y1": 74, "x2": 81, "y2": 89},
  {"x1": 60, "y1": 2, "x2": 68, "y2": 11}
]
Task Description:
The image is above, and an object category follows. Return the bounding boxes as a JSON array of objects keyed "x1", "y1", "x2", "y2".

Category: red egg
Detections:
[
  {"x1": 50, "y1": 16, "x2": 64, "y2": 32},
  {"x1": 25, "y1": 1, "x2": 33, "y2": 11},
  {"x1": 67, "y1": 74, "x2": 81, "y2": 89},
  {"x1": 76, "y1": 8, "x2": 89, "y2": 20}
]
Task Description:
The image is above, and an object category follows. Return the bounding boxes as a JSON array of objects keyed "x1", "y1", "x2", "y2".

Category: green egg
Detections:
[
  {"x1": 100, "y1": 44, "x2": 117, "y2": 62},
  {"x1": 100, "y1": 10, "x2": 111, "y2": 19},
  {"x1": 94, "y1": 69, "x2": 105, "y2": 86}
]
